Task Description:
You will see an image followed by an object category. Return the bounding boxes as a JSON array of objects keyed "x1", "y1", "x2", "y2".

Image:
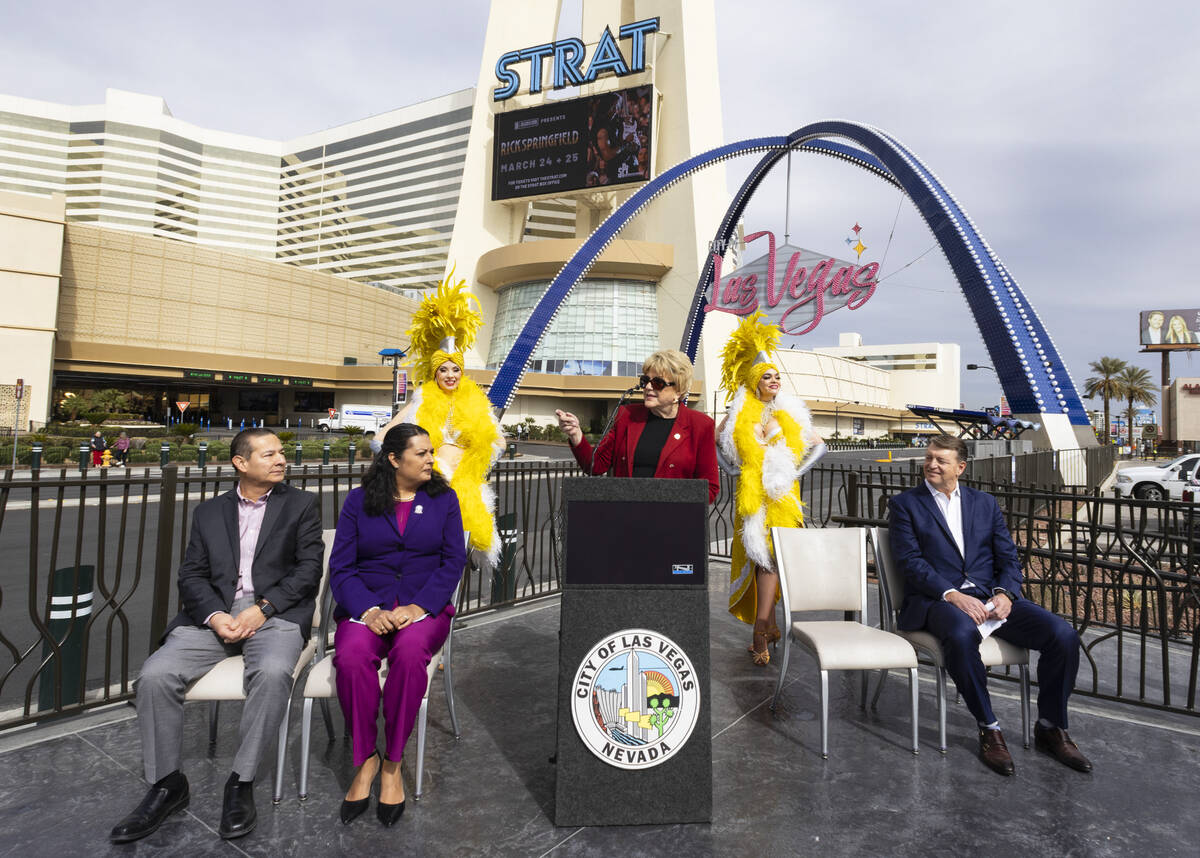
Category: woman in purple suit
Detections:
[{"x1": 329, "y1": 423, "x2": 466, "y2": 826}]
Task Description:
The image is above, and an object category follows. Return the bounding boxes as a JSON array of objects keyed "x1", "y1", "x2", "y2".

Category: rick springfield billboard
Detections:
[{"x1": 492, "y1": 85, "x2": 653, "y2": 201}]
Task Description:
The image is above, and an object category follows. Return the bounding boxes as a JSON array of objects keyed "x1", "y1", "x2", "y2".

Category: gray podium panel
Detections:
[{"x1": 554, "y1": 478, "x2": 712, "y2": 826}]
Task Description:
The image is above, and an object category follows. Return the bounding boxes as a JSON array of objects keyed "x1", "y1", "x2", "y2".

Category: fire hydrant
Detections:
[{"x1": 101, "y1": 449, "x2": 113, "y2": 468}]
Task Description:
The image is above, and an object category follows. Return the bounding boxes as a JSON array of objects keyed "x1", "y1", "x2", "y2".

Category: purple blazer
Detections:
[{"x1": 330, "y1": 485, "x2": 466, "y2": 621}]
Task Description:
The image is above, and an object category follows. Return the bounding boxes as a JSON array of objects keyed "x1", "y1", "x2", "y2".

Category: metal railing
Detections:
[{"x1": 0, "y1": 441, "x2": 1143, "y2": 730}]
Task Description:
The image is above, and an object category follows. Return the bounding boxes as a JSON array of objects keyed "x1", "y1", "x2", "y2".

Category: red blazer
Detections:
[{"x1": 570, "y1": 403, "x2": 720, "y2": 503}]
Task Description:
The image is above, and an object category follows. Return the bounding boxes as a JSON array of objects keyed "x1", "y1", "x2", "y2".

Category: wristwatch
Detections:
[
  {"x1": 993, "y1": 588, "x2": 1017, "y2": 603},
  {"x1": 255, "y1": 598, "x2": 276, "y2": 619}
]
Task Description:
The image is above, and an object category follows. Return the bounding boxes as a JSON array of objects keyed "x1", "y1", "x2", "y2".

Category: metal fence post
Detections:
[
  {"x1": 149, "y1": 465, "x2": 178, "y2": 651},
  {"x1": 38, "y1": 565, "x2": 95, "y2": 712},
  {"x1": 846, "y1": 471, "x2": 859, "y2": 520}
]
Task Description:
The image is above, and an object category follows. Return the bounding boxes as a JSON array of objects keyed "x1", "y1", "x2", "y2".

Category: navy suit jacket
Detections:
[
  {"x1": 569, "y1": 403, "x2": 720, "y2": 503},
  {"x1": 887, "y1": 482, "x2": 1023, "y2": 631},
  {"x1": 169, "y1": 481, "x2": 324, "y2": 642},
  {"x1": 329, "y1": 485, "x2": 466, "y2": 621}
]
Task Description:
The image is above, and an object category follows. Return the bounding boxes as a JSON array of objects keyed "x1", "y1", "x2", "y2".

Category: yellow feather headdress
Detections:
[
  {"x1": 719, "y1": 311, "x2": 781, "y2": 402},
  {"x1": 405, "y1": 266, "x2": 484, "y2": 384}
]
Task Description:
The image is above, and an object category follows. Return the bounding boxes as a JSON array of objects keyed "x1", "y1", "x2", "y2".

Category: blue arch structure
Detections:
[{"x1": 487, "y1": 121, "x2": 1089, "y2": 446}]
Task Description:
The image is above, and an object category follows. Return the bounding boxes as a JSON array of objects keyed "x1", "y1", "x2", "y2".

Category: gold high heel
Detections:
[
  {"x1": 750, "y1": 620, "x2": 771, "y2": 666},
  {"x1": 767, "y1": 623, "x2": 782, "y2": 649}
]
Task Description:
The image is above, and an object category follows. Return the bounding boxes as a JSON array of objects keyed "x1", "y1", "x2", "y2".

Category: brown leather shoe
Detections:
[
  {"x1": 1034, "y1": 724, "x2": 1093, "y2": 773},
  {"x1": 979, "y1": 728, "x2": 1015, "y2": 776}
]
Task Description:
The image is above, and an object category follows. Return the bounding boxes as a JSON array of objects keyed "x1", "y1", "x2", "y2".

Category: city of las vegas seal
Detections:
[{"x1": 570, "y1": 628, "x2": 700, "y2": 770}]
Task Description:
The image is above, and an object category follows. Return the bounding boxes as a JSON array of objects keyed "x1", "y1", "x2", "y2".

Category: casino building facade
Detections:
[{"x1": 0, "y1": 0, "x2": 954, "y2": 436}]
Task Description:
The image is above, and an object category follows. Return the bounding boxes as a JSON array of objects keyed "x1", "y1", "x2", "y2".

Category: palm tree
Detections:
[
  {"x1": 1116, "y1": 366, "x2": 1157, "y2": 451},
  {"x1": 1084, "y1": 357, "x2": 1126, "y2": 445}
]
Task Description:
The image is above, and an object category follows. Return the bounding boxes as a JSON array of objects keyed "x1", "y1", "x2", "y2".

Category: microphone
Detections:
[{"x1": 590, "y1": 385, "x2": 640, "y2": 477}]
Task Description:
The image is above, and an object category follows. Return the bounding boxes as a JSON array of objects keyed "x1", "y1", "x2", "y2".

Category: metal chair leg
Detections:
[
  {"x1": 414, "y1": 697, "x2": 429, "y2": 800},
  {"x1": 908, "y1": 667, "x2": 920, "y2": 755},
  {"x1": 771, "y1": 636, "x2": 790, "y2": 711},
  {"x1": 870, "y1": 668, "x2": 889, "y2": 710},
  {"x1": 819, "y1": 670, "x2": 829, "y2": 759},
  {"x1": 273, "y1": 701, "x2": 290, "y2": 804},
  {"x1": 936, "y1": 668, "x2": 948, "y2": 754},
  {"x1": 859, "y1": 670, "x2": 868, "y2": 710},
  {"x1": 299, "y1": 698, "x2": 314, "y2": 800},
  {"x1": 1019, "y1": 665, "x2": 1031, "y2": 748},
  {"x1": 443, "y1": 655, "x2": 460, "y2": 739},
  {"x1": 208, "y1": 701, "x2": 219, "y2": 748},
  {"x1": 319, "y1": 697, "x2": 334, "y2": 741}
]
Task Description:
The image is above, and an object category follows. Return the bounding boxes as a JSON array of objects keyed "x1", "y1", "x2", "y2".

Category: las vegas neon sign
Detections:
[
  {"x1": 705, "y1": 230, "x2": 880, "y2": 336},
  {"x1": 493, "y1": 17, "x2": 659, "y2": 101}
]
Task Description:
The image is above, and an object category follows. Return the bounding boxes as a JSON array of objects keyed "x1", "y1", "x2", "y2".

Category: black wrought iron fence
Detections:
[{"x1": 0, "y1": 441, "x2": 1144, "y2": 731}]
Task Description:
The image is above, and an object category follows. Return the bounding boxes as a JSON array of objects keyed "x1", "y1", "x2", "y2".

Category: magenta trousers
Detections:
[{"x1": 333, "y1": 605, "x2": 453, "y2": 767}]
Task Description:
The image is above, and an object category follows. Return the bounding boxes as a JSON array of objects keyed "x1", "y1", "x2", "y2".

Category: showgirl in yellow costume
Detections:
[
  {"x1": 381, "y1": 270, "x2": 504, "y2": 568},
  {"x1": 717, "y1": 312, "x2": 825, "y2": 665}
]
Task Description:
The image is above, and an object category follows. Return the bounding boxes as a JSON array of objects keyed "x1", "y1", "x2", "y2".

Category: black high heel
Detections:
[
  {"x1": 376, "y1": 758, "x2": 406, "y2": 826},
  {"x1": 340, "y1": 752, "x2": 379, "y2": 825},
  {"x1": 376, "y1": 798, "x2": 406, "y2": 826}
]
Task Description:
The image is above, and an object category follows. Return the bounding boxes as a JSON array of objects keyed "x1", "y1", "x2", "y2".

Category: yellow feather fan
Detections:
[
  {"x1": 405, "y1": 266, "x2": 484, "y2": 383},
  {"x1": 719, "y1": 311, "x2": 781, "y2": 401}
]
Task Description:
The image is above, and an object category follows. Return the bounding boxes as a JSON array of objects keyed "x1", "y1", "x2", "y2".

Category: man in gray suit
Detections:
[{"x1": 111, "y1": 428, "x2": 323, "y2": 842}]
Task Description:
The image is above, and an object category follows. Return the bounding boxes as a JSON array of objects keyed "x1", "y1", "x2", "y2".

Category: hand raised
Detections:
[{"x1": 554, "y1": 410, "x2": 583, "y2": 446}]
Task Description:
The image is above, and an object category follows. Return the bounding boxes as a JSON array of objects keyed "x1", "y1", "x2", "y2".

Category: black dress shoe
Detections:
[
  {"x1": 377, "y1": 798, "x2": 405, "y2": 827},
  {"x1": 218, "y1": 773, "x2": 257, "y2": 839},
  {"x1": 110, "y1": 771, "x2": 190, "y2": 843},
  {"x1": 1035, "y1": 724, "x2": 1093, "y2": 772},
  {"x1": 979, "y1": 728, "x2": 1015, "y2": 776}
]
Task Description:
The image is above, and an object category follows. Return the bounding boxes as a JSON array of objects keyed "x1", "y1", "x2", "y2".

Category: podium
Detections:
[{"x1": 553, "y1": 477, "x2": 712, "y2": 826}]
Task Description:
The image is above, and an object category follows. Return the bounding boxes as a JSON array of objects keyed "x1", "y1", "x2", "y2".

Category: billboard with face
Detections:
[{"x1": 1141, "y1": 309, "x2": 1200, "y2": 347}]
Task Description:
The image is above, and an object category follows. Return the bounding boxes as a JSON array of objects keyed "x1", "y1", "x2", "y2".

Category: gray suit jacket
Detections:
[{"x1": 165, "y1": 481, "x2": 324, "y2": 643}]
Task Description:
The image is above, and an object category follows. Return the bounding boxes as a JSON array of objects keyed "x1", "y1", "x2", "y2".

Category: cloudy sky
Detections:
[{"x1": 4, "y1": 0, "x2": 1197, "y2": 413}]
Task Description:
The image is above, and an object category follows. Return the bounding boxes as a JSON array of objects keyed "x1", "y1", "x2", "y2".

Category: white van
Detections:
[{"x1": 318, "y1": 404, "x2": 394, "y2": 433}]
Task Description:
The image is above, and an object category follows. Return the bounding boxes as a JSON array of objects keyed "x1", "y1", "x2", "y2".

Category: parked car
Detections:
[{"x1": 1114, "y1": 453, "x2": 1200, "y2": 500}]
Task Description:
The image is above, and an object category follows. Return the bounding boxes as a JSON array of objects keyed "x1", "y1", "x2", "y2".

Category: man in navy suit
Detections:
[{"x1": 888, "y1": 435, "x2": 1091, "y2": 776}]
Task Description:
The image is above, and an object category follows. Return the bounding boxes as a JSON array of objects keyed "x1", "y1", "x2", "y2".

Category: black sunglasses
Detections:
[{"x1": 639, "y1": 374, "x2": 676, "y2": 391}]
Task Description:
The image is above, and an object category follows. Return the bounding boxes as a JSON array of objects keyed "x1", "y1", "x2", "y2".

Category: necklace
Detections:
[{"x1": 392, "y1": 490, "x2": 417, "y2": 502}]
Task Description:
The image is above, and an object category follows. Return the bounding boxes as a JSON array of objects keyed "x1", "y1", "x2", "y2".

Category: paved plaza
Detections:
[{"x1": 0, "y1": 560, "x2": 1196, "y2": 857}]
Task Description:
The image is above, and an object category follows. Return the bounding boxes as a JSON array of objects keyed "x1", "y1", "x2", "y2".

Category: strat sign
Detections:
[
  {"x1": 705, "y1": 231, "x2": 880, "y2": 337},
  {"x1": 493, "y1": 17, "x2": 659, "y2": 101}
]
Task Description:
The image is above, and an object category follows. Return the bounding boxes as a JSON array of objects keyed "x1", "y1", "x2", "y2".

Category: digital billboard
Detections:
[
  {"x1": 1140, "y1": 308, "x2": 1200, "y2": 347},
  {"x1": 492, "y1": 85, "x2": 652, "y2": 201}
]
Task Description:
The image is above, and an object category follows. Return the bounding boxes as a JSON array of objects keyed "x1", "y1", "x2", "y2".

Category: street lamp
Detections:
[
  {"x1": 379, "y1": 348, "x2": 408, "y2": 416},
  {"x1": 966, "y1": 363, "x2": 1000, "y2": 415},
  {"x1": 833, "y1": 400, "x2": 860, "y2": 437}
]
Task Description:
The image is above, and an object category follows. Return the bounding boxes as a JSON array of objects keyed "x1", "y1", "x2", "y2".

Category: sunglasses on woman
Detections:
[{"x1": 639, "y1": 374, "x2": 676, "y2": 391}]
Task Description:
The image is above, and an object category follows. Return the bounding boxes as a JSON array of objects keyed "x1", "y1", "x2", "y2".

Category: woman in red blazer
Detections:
[{"x1": 555, "y1": 349, "x2": 720, "y2": 503}]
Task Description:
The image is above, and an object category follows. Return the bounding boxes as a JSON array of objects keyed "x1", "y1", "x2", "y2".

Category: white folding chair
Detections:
[
  {"x1": 868, "y1": 526, "x2": 1031, "y2": 752},
  {"x1": 297, "y1": 532, "x2": 467, "y2": 801},
  {"x1": 770, "y1": 526, "x2": 920, "y2": 758},
  {"x1": 185, "y1": 527, "x2": 334, "y2": 804}
]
